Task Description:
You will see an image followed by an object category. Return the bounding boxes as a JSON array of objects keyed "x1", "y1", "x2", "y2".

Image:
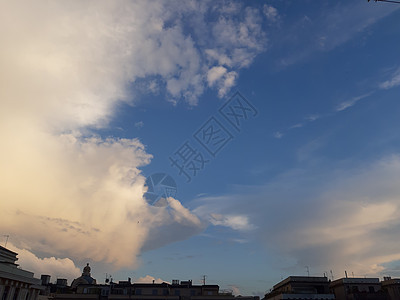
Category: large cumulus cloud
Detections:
[{"x1": 0, "y1": 0, "x2": 268, "y2": 276}]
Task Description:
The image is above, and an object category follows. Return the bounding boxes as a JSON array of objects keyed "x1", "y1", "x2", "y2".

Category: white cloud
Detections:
[
  {"x1": 263, "y1": 5, "x2": 280, "y2": 24},
  {"x1": 0, "y1": 1, "x2": 268, "y2": 124},
  {"x1": 136, "y1": 275, "x2": 168, "y2": 284},
  {"x1": 207, "y1": 66, "x2": 228, "y2": 86},
  {"x1": 206, "y1": 6, "x2": 267, "y2": 69},
  {"x1": 135, "y1": 121, "x2": 144, "y2": 129},
  {"x1": 380, "y1": 67, "x2": 400, "y2": 90},
  {"x1": 0, "y1": 133, "x2": 151, "y2": 268},
  {"x1": 228, "y1": 285, "x2": 241, "y2": 296},
  {"x1": 191, "y1": 155, "x2": 400, "y2": 277},
  {"x1": 273, "y1": 131, "x2": 283, "y2": 139},
  {"x1": 289, "y1": 123, "x2": 303, "y2": 129},
  {"x1": 335, "y1": 92, "x2": 373, "y2": 112},
  {"x1": 280, "y1": 157, "x2": 400, "y2": 276},
  {"x1": 209, "y1": 213, "x2": 255, "y2": 231},
  {"x1": 218, "y1": 71, "x2": 238, "y2": 98},
  {"x1": 305, "y1": 114, "x2": 320, "y2": 122},
  {"x1": 207, "y1": 66, "x2": 238, "y2": 98},
  {"x1": 141, "y1": 198, "x2": 205, "y2": 252},
  {"x1": 192, "y1": 200, "x2": 256, "y2": 232},
  {"x1": 7, "y1": 243, "x2": 81, "y2": 283},
  {"x1": 0, "y1": 0, "x2": 253, "y2": 271}
]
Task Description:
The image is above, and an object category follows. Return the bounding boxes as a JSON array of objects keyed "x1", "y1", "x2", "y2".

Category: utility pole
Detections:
[{"x1": 202, "y1": 275, "x2": 207, "y2": 285}]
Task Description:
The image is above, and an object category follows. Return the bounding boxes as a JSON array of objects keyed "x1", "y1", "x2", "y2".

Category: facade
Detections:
[
  {"x1": 329, "y1": 278, "x2": 387, "y2": 300},
  {"x1": 0, "y1": 246, "x2": 43, "y2": 300},
  {"x1": 263, "y1": 276, "x2": 335, "y2": 300}
]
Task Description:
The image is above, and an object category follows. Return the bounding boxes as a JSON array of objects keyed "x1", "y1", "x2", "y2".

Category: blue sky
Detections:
[{"x1": 1, "y1": 0, "x2": 400, "y2": 297}]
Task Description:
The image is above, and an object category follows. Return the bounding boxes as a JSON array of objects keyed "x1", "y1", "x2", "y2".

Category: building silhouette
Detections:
[
  {"x1": 329, "y1": 277, "x2": 387, "y2": 300},
  {"x1": 263, "y1": 276, "x2": 335, "y2": 300},
  {"x1": 2, "y1": 246, "x2": 400, "y2": 300},
  {"x1": 0, "y1": 246, "x2": 42, "y2": 300}
]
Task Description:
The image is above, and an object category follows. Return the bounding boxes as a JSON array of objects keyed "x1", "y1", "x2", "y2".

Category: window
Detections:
[
  {"x1": 136, "y1": 289, "x2": 142, "y2": 295},
  {"x1": 152, "y1": 289, "x2": 158, "y2": 295},
  {"x1": 174, "y1": 290, "x2": 180, "y2": 296}
]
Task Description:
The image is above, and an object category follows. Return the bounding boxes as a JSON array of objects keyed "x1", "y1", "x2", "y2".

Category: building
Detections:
[
  {"x1": 380, "y1": 277, "x2": 400, "y2": 300},
  {"x1": 263, "y1": 276, "x2": 335, "y2": 300},
  {"x1": 40, "y1": 275, "x2": 71, "y2": 296},
  {"x1": 0, "y1": 246, "x2": 43, "y2": 300},
  {"x1": 108, "y1": 279, "x2": 223, "y2": 299},
  {"x1": 329, "y1": 277, "x2": 387, "y2": 300},
  {"x1": 53, "y1": 267, "x2": 259, "y2": 300}
]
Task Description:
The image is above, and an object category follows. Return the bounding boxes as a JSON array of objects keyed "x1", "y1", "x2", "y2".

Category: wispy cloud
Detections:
[
  {"x1": 273, "y1": 131, "x2": 283, "y2": 139},
  {"x1": 379, "y1": 67, "x2": 400, "y2": 90},
  {"x1": 278, "y1": 2, "x2": 398, "y2": 66},
  {"x1": 263, "y1": 4, "x2": 280, "y2": 24},
  {"x1": 192, "y1": 155, "x2": 400, "y2": 277},
  {"x1": 275, "y1": 59, "x2": 400, "y2": 138},
  {"x1": 335, "y1": 92, "x2": 374, "y2": 112},
  {"x1": 193, "y1": 199, "x2": 257, "y2": 232},
  {"x1": 289, "y1": 123, "x2": 303, "y2": 129},
  {"x1": 274, "y1": 89, "x2": 374, "y2": 139},
  {"x1": 135, "y1": 121, "x2": 144, "y2": 129},
  {"x1": 208, "y1": 213, "x2": 256, "y2": 231},
  {"x1": 305, "y1": 114, "x2": 320, "y2": 122}
]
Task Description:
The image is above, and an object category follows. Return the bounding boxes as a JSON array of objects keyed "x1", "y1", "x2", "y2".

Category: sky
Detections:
[{"x1": 1, "y1": 0, "x2": 400, "y2": 297}]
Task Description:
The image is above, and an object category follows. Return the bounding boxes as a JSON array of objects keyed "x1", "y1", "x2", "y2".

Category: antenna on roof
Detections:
[
  {"x1": 305, "y1": 266, "x2": 310, "y2": 277},
  {"x1": 330, "y1": 270, "x2": 334, "y2": 280},
  {"x1": 202, "y1": 275, "x2": 207, "y2": 285},
  {"x1": 3, "y1": 235, "x2": 9, "y2": 248}
]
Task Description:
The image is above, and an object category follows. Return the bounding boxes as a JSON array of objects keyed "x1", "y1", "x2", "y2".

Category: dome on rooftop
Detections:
[{"x1": 71, "y1": 263, "x2": 97, "y2": 289}]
